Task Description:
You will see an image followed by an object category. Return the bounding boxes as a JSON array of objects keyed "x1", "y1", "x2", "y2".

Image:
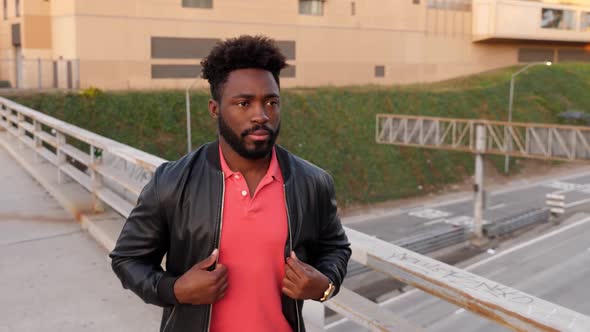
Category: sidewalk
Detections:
[{"x1": 0, "y1": 146, "x2": 161, "y2": 332}]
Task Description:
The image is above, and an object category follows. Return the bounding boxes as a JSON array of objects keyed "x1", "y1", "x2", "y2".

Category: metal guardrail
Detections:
[
  {"x1": 394, "y1": 225, "x2": 469, "y2": 254},
  {"x1": 484, "y1": 208, "x2": 551, "y2": 237},
  {"x1": 2, "y1": 97, "x2": 590, "y2": 331}
]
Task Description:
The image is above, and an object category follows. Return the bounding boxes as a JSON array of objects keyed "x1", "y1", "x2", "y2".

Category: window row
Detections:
[
  {"x1": 541, "y1": 7, "x2": 590, "y2": 32},
  {"x1": 183, "y1": 0, "x2": 331, "y2": 16},
  {"x1": 2, "y1": 0, "x2": 20, "y2": 20}
]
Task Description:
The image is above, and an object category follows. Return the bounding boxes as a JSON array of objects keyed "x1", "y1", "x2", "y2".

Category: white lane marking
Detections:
[
  {"x1": 409, "y1": 208, "x2": 451, "y2": 220},
  {"x1": 488, "y1": 203, "x2": 506, "y2": 210},
  {"x1": 379, "y1": 215, "x2": 590, "y2": 307},
  {"x1": 542, "y1": 181, "x2": 585, "y2": 191},
  {"x1": 465, "y1": 215, "x2": 590, "y2": 271},
  {"x1": 424, "y1": 218, "x2": 445, "y2": 226},
  {"x1": 565, "y1": 197, "x2": 590, "y2": 208}
]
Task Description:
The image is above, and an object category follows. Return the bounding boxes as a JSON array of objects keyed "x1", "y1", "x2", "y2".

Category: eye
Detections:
[
  {"x1": 237, "y1": 101, "x2": 249, "y2": 107},
  {"x1": 266, "y1": 100, "x2": 279, "y2": 107}
]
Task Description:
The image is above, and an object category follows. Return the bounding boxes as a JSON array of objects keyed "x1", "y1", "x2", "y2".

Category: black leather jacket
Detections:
[{"x1": 109, "y1": 142, "x2": 351, "y2": 332}]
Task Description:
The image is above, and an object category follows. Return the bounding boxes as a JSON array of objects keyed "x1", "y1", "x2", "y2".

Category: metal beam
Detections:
[{"x1": 377, "y1": 114, "x2": 590, "y2": 162}]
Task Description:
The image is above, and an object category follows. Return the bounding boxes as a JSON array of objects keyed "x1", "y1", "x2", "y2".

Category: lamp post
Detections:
[
  {"x1": 504, "y1": 61, "x2": 552, "y2": 174},
  {"x1": 185, "y1": 77, "x2": 201, "y2": 154}
]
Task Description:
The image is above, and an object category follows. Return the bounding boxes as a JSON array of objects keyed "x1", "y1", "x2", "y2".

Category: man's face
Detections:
[{"x1": 213, "y1": 68, "x2": 281, "y2": 160}]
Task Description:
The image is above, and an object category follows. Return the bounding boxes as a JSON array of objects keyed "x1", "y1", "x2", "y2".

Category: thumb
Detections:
[
  {"x1": 290, "y1": 251, "x2": 298, "y2": 261},
  {"x1": 197, "y1": 249, "x2": 219, "y2": 269}
]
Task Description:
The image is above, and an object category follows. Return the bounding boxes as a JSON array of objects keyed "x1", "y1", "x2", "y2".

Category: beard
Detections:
[{"x1": 218, "y1": 114, "x2": 280, "y2": 160}]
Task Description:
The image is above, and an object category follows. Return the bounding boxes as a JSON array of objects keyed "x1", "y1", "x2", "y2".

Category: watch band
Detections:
[{"x1": 319, "y1": 282, "x2": 335, "y2": 302}]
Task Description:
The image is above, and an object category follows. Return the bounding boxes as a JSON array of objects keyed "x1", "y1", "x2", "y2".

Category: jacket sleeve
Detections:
[
  {"x1": 109, "y1": 164, "x2": 179, "y2": 307},
  {"x1": 313, "y1": 173, "x2": 352, "y2": 299}
]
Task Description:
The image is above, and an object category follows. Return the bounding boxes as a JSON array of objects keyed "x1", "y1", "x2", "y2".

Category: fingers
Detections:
[
  {"x1": 284, "y1": 265, "x2": 299, "y2": 282},
  {"x1": 282, "y1": 285, "x2": 297, "y2": 299},
  {"x1": 197, "y1": 249, "x2": 219, "y2": 270},
  {"x1": 282, "y1": 276, "x2": 301, "y2": 299},
  {"x1": 287, "y1": 254, "x2": 305, "y2": 278},
  {"x1": 215, "y1": 279, "x2": 228, "y2": 302}
]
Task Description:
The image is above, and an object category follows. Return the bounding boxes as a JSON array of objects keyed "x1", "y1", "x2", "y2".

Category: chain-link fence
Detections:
[{"x1": 0, "y1": 58, "x2": 80, "y2": 89}]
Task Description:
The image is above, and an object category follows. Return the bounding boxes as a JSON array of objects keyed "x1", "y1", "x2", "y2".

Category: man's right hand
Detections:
[{"x1": 173, "y1": 249, "x2": 228, "y2": 305}]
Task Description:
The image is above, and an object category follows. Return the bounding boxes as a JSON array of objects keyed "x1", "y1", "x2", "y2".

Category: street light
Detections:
[
  {"x1": 185, "y1": 77, "x2": 201, "y2": 154},
  {"x1": 504, "y1": 61, "x2": 552, "y2": 174}
]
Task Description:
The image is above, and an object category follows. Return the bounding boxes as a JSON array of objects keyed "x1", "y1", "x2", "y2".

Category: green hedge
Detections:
[{"x1": 11, "y1": 63, "x2": 590, "y2": 206}]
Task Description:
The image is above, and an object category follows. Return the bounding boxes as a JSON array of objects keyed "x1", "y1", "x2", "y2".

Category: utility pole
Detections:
[{"x1": 473, "y1": 124, "x2": 486, "y2": 242}]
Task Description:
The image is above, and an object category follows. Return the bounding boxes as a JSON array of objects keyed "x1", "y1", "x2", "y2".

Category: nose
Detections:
[{"x1": 251, "y1": 102, "x2": 269, "y2": 124}]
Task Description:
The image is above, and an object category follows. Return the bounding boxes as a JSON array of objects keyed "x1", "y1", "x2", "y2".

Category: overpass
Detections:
[{"x1": 1, "y1": 96, "x2": 589, "y2": 331}]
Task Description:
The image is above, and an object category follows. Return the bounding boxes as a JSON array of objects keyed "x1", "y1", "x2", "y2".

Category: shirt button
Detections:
[
  {"x1": 241, "y1": 190, "x2": 248, "y2": 197},
  {"x1": 234, "y1": 175, "x2": 240, "y2": 179}
]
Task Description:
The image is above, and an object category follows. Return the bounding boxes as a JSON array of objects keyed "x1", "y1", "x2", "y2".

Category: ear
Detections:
[{"x1": 208, "y1": 99, "x2": 219, "y2": 119}]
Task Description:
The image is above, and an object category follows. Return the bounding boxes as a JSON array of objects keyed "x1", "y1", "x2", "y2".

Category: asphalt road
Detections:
[{"x1": 346, "y1": 172, "x2": 590, "y2": 243}]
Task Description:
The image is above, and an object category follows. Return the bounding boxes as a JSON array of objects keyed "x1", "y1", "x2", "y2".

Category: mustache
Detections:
[{"x1": 241, "y1": 125, "x2": 274, "y2": 137}]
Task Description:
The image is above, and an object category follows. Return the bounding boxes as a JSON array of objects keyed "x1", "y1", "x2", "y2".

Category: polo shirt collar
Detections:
[{"x1": 219, "y1": 145, "x2": 283, "y2": 183}]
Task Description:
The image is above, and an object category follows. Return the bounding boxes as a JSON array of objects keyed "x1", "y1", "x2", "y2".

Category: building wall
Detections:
[{"x1": 1, "y1": 0, "x2": 590, "y2": 90}]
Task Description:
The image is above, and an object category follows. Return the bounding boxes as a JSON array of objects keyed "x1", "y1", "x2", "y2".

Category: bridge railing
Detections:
[{"x1": 2, "y1": 96, "x2": 589, "y2": 331}]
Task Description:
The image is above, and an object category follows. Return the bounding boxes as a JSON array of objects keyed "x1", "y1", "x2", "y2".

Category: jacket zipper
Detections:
[
  {"x1": 284, "y1": 184, "x2": 302, "y2": 332},
  {"x1": 206, "y1": 171, "x2": 226, "y2": 332},
  {"x1": 162, "y1": 307, "x2": 176, "y2": 332}
]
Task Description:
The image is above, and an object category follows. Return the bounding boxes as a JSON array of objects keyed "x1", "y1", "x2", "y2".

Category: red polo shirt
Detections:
[{"x1": 210, "y1": 146, "x2": 292, "y2": 332}]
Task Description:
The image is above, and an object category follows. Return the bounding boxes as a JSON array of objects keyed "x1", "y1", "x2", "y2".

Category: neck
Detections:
[{"x1": 219, "y1": 138, "x2": 271, "y2": 175}]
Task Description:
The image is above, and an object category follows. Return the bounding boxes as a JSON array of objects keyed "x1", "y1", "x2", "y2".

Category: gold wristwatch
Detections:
[{"x1": 319, "y1": 281, "x2": 335, "y2": 302}]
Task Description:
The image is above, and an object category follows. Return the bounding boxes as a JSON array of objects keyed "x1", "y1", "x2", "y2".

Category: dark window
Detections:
[
  {"x1": 151, "y1": 37, "x2": 219, "y2": 59},
  {"x1": 182, "y1": 0, "x2": 213, "y2": 9},
  {"x1": 558, "y1": 49, "x2": 590, "y2": 62},
  {"x1": 413, "y1": 0, "x2": 420, "y2": 4},
  {"x1": 375, "y1": 65, "x2": 385, "y2": 77},
  {"x1": 281, "y1": 65, "x2": 296, "y2": 78},
  {"x1": 152, "y1": 64, "x2": 202, "y2": 79},
  {"x1": 11, "y1": 23, "x2": 20, "y2": 46},
  {"x1": 276, "y1": 41, "x2": 296, "y2": 60},
  {"x1": 351, "y1": 1, "x2": 356, "y2": 15},
  {"x1": 427, "y1": 0, "x2": 471, "y2": 11},
  {"x1": 518, "y1": 48, "x2": 554, "y2": 63},
  {"x1": 3, "y1": 0, "x2": 7, "y2": 20},
  {"x1": 299, "y1": 0, "x2": 324, "y2": 16},
  {"x1": 15, "y1": 0, "x2": 19, "y2": 17}
]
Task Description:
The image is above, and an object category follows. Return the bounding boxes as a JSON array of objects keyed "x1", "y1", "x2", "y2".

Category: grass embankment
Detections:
[{"x1": 10, "y1": 63, "x2": 590, "y2": 207}]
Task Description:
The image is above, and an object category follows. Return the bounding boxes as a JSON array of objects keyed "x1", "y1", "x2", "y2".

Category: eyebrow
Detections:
[{"x1": 230, "y1": 93, "x2": 280, "y2": 99}]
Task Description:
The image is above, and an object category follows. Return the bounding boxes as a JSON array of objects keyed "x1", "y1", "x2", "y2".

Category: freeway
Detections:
[
  {"x1": 345, "y1": 170, "x2": 590, "y2": 243},
  {"x1": 330, "y1": 213, "x2": 590, "y2": 331}
]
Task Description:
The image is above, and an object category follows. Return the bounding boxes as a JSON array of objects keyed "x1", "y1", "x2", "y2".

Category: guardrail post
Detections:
[
  {"x1": 90, "y1": 145, "x2": 104, "y2": 213},
  {"x1": 56, "y1": 131, "x2": 66, "y2": 184},
  {"x1": 33, "y1": 120, "x2": 41, "y2": 162},
  {"x1": 17, "y1": 112, "x2": 24, "y2": 149},
  {"x1": 0, "y1": 105, "x2": 6, "y2": 131}
]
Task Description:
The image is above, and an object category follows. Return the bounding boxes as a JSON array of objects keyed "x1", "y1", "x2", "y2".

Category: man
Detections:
[{"x1": 110, "y1": 35, "x2": 351, "y2": 332}]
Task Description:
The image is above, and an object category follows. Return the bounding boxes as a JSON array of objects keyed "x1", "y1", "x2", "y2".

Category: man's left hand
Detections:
[{"x1": 282, "y1": 251, "x2": 330, "y2": 300}]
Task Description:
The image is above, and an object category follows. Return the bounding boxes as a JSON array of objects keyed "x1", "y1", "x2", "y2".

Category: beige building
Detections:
[{"x1": 1, "y1": 0, "x2": 590, "y2": 90}]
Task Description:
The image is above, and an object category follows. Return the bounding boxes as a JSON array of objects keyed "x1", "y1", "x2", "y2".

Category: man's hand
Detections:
[
  {"x1": 282, "y1": 251, "x2": 330, "y2": 300},
  {"x1": 173, "y1": 249, "x2": 228, "y2": 305}
]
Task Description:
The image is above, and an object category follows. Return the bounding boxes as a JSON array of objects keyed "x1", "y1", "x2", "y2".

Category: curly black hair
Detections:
[{"x1": 201, "y1": 35, "x2": 288, "y2": 102}]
